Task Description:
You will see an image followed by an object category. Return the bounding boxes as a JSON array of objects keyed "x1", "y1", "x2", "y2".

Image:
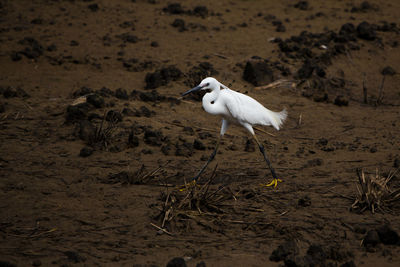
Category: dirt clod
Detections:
[
  {"x1": 166, "y1": 257, "x2": 187, "y2": 267},
  {"x1": 243, "y1": 58, "x2": 274, "y2": 86}
]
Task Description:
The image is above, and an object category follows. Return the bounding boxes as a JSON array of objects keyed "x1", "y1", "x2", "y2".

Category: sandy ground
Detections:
[{"x1": 1, "y1": 0, "x2": 400, "y2": 266}]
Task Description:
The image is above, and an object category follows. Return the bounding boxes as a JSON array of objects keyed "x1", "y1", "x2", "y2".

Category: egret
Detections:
[{"x1": 182, "y1": 77, "x2": 287, "y2": 187}]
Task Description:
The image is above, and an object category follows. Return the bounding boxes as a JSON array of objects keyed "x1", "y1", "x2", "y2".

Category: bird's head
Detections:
[{"x1": 182, "y1": 77, "x2": 219, "y2": 96}]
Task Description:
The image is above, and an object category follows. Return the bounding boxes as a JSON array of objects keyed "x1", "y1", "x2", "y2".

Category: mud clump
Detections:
[
  {"x1": 185, "y1": 62, "x2": 219, "y2": 88},
  {"x1": 79, "y1": 146, "x2": 94, "y2": 157},
  {"x1": 145, "y1": 66, "x2": 182, "y2": 89},
  {"x1": 86, "y1": 94, "x2": 105, "y2": 108},
  {"x1": 175, "y1": 141, "x2": 193, "y2": 157},
  {"x1": 105, "y1": 110, "x2": 123, "y2": 122},
  {"x1": 66, "y1": 103, "x2": 92, "y2": 123},
  {"x1": 357, "y1": 21, "x2": 377, "y2": 40},
  {"x1": 78, "y1": 120, "x2": 96, "y2": 142},
  {"x1": 115, "y1": 88, "x2": 129, "y2": 100},
  {"x1": 243, "y1": 58, "x2": 274, "y2": 86},
  {"x1": 171, "y1": 19, "x2": 187, "y2": 32},
  {"x1": 1, "y1": 86, "x2": 29, "y2": 98},
  {"x1": 18, "y1": 37, "x2": 44, "y2": 59},
  {"x1": 166, "y1": 257, "x2": 187, "y2": 267},
  {"x1": 144, "y1": 129, "x2": 165, "y2": 146},
  {"x1": 270, "y1": 240, "x2": 299, "y2": 262}
]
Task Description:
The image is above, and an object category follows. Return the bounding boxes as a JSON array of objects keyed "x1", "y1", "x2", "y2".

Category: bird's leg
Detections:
[
  {"x1": 253, "y1": 135, "x2": 282, "y2": 188},
  {"x1": 178, "y1": 136, "x2": 221, "y2": 191},
  {"x1": 193, "y1": 135, "x2": 221, "y2": 182}
]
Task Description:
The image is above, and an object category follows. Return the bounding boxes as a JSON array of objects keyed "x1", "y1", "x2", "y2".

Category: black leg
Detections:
[
  {"x1": 258, "y1": 144, "x2": 278, "y2": 179},
  {"x1": 253, "y1": 135, "x2": 278, "y2": 179},
  {"x1": 192, "y1": 136, "x2": 220, "y2": 181}
]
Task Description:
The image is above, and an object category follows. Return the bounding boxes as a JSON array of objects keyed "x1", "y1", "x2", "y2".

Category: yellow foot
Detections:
[
  {"x1": 260, "y1": 178, "x2": 283, "y2": 188},
  {"x1": 177, "y1": 180, "x2": 198, "y2": 191}
]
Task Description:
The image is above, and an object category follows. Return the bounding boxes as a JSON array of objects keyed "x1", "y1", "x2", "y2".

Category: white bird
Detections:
[{"x1": 182, "y1": 77, "x2": 287, "y2": 187}]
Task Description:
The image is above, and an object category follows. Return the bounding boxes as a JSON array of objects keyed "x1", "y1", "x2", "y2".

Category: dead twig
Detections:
[
  {"x1": 150, "y1": 222, "x2": 173, "y2": 236},
  {"x1": 377, "y1": 75, "x2": 385, "y2": 105},
  {"x1": 362, "y1": 73, "x2": 368, "y2": 104}
]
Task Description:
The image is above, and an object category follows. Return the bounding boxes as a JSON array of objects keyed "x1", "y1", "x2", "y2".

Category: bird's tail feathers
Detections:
[{"x1": 267, "y1": 108, "x2": 287, "y2": 131}]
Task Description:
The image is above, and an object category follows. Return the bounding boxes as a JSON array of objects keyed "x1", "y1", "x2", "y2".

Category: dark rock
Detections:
[
  {"x1": 193, "y1": 139, "x2": 206, "y2": 150},
  {"x1": 334, "y1": 95, "x2": 349, "y2": 106},
  {"x1": 115, "y1": 88, "x2": 129, "y2": 100},
  {"x1": 192, "y1": 6, "x2": 208, "y2": 18},
  {"x1": 243, "y1": 59, "x2": 274, "y2": 86},
  {"x1": 122, "y1": 108, "x2": 135, "y2": 116},
  {"x1": 117, "y1": 33, "x2": 138, "y2": 43},
  {"x1": 305, "y1": 158, "x2": 323, "y2": 167},
  {"x1": 364, "y1": 230, "x2": 381, "y2": 247},
  {"x1": 31, "y1": 18, "x2": 43, "y2": 25},
  {"x1": 80, "y1": 146, "x2": 94, "y2": 157},
  {"x1": 357, "y1": 21, "x2": 376, "y2": 40},
  {"x1": 185, "y1": 62, "x2": 219, "y2": 88},
  {"x1": 196, "y1": 261, "x2": 206, "y2": 267},
  {"x1": 0, "y1": 103, "x2": 5, "y2": 113},
  {"x1": 166, "y1": 257, "x2": 187, "y2": 267},
  {"x1": 128, "y1": 132, "x2": 139, "y2": 147},
  {"x1": 32, "y1": 259, "x2": 42, "y2": 266},
  {"x1": 151, "y1": 41, "x2": 159, "y2": 47},
  {"x1": 339, "y1": 23, "x2": 356, "y2": 35},
  {"x1": 0, "y1": 261, "x2": 16, "y2": 267},
  {"x1": 317, "y1": 138, "x2": 328, "y2": 146},
  {"x1": 163, "y1": 3, "x2": 185, "y2": 14},
  {"x1": 161, "y1": 143, "x2": 172, "y2": 155},
  {"x1": 296, "y1": 60, "x2": 315, "y2": 79},
  {"x1": 70, "y1": 40, "x2": 79, "y2": 46},
  {"x1": 175, "y1": 142, "x2": 193, "y2": 157},
  {"x1": 105, "y1": 110, "x2": 123, "y2": 122},
  {"x1": 96, "y1": 87, "x2": 114, "y2": 97},
  {"x1": 64, "y1": 250, "x2": 86, "y2": 263},
  {"x1": 73, "y1": 86, "x2": 93, "y2": 97},
  {"x1": 88, "y1": 4, "x2": 99, "y2": 12},
  {"x1": 377, "y1": 225, "x2": 399, "y2": 245},
  {"x1": 138, "y1": 90, "x2": 166, "y2": 102},
  {"x1": 144, "y1": 129, "x2": 164, "y2": 146},
  {"x1": 381, "y1": 66, "x2": 396, "y2": 76},
  {"x1": 276, "y1": 24, "x2": 286, "y2": 32},
  {"x1": 78, "y1": 120, "x2": 96, "y2": 141},
  {"x1": 298, "y1": 195, "x2": 311, "y2": 207},
  {"x1": 18, "y1": 37, "x2": 44, "y2": 59},
  {"x1": 3, "y1": 87, "x2": 29, "y2": 98},
  {"x1": 10, "y1": 51, "x2": 22, "y2": 61},
  {"x1": 198, "y1": 131, "x2": 212, "y2": 140},
  {"x1": 341, "y1": 260, "x2": 356, "y2": 267},
  {"x1": 351, "y1": 1, "x2": 377, "y2": 13},
  {"x1": 140, "y1": 106, "x2": 153, "y2": 117},
  {"x1": 270, "y1": 240, "x2": 298, "y2": 262},
  {"x1": 66, "y1": 103, "x2": 91, "y2": 122},
  {"x1": 145, "y1": 66, "x2": 182, "y2": 89},
  {"x1": 171, "y1": 18, "x2": 186, "y2": 32},
  {"x1": 315, "y1": 66, "x2": 326, "y2": 77},
  {"x1": 294, "y1": 1, "x2": 309, "y2": 10},
  {"x1": 47, "y1": 44, "x2": 57, "y2": 52},
  {"x1": 86, "y1": 94, "x2": 105, "y2": 108},
  {"x1": 306, "y1": 244, "x2": 327, "y2": 265}
]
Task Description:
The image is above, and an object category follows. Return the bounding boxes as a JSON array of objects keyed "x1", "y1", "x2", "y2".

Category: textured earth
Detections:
[{"x1": 1, "y1": 0, "x2": 400, "y2": 266}]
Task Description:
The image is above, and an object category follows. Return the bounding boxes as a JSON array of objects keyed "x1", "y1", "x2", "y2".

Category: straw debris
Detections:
[{"x1": 351, "y1": 168, "x2": 400, "y2": 213}]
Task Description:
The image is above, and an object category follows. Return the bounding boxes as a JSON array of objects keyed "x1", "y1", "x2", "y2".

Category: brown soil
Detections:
[{"x1": 1, "y1": 0, "x2": 400, "y2": 266}]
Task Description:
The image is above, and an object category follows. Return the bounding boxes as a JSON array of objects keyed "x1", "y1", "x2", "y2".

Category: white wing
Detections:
[{"x1": 222, "y1": 89, "x2": 287, "y2": 130}]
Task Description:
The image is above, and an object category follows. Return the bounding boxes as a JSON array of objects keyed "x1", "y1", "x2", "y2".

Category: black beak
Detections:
[{"x1": 182, "y1": 85, "x2": 202, "y2": 97}]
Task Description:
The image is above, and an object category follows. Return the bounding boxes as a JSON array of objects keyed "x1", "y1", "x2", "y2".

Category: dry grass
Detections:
[
  {"x1": 89, "y1": 111, "x2": 119, "y2": 149},
  {"x1": 352, "y1": 168, "x2": 400, "y2": 213}
]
